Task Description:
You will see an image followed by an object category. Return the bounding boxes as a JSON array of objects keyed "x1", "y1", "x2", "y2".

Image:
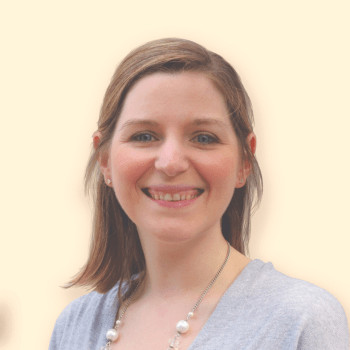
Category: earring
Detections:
[{"x1": 107, "y1": 178, "x2": 112, "y2": 185}]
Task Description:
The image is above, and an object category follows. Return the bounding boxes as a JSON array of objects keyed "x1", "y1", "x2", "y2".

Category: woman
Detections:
[{"x1": 49, "y1": 38, "x2": 349, "y2": 349}]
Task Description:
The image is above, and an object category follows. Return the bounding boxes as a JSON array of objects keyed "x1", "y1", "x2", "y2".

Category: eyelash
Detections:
[
  {"x1": 130, "y1": 132, "x2": 219, "y2": 145},
  {"x1": 131, "y1": 132, "x2": 157, "y2": 143},
  {"x1": 192, "y1": 133, "x2": 219, "y2": 145}
]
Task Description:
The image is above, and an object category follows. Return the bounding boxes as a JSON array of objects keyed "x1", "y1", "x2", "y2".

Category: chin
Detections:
[{"x1": 137, "y1": 220, "x2": 216, "y2": 246}]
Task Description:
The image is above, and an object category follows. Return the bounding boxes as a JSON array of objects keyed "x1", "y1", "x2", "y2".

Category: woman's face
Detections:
[{"x1": 101, "y1": 71, "x2": 250, "y2": 244}]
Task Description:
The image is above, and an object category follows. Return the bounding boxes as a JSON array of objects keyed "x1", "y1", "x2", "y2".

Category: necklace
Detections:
[{"x1": 101, "y1": 241, "x2": 231, "y2": 350}]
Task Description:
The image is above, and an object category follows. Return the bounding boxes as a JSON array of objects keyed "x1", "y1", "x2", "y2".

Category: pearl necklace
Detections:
[{"x1": 101, "y1": 242, "x2": 231, "y2": 350}]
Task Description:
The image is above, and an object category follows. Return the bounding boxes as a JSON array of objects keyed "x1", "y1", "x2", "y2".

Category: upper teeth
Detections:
[{"x1": 148, "y1": 190, "x2": 201, "y2": 201}]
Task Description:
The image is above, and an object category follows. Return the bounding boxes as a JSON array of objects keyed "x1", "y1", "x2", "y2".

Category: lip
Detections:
[
  {"x1": 148, "y1": 197, "x2": 200, "y2": 208},
  {"x1": 145, "y1": 185, "x2": 202, "y2": 193},
  {"x1": 141, "y1": 185, "x2": 204, "y2": 208}
]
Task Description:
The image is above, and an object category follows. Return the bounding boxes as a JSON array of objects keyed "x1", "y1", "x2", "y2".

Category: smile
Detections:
[{"x1": 142, "y1": 187, "x2": 204, "y2": 202}]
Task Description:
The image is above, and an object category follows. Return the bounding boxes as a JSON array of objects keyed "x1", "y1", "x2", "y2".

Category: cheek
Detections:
[
  {"x1": 109, "y1": 149, "x2": 149, "y2": 199},
  {"x1": 198, "y1": 153, "x2": 240, "y2": 190}
]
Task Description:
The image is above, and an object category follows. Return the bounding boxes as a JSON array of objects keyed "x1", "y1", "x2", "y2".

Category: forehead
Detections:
[{"x1": 117, "y1": 71, "x2": 230, "y2": 127}]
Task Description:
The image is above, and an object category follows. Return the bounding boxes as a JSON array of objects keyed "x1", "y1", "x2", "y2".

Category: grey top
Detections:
[{"x1": 49, "y1": 260, "x2": 349, "y2": 349}]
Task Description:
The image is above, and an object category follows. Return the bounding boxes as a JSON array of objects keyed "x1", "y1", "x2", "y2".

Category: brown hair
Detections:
[{"x1": 68, "y1": 38, "x2": 263, "y2": 296}]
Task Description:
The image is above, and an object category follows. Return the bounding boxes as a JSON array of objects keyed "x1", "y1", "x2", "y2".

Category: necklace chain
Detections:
[{"x1": 101, "y1": 241, "x2": 231, "y2": 350}]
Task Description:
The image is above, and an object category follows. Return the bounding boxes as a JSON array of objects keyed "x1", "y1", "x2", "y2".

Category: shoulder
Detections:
[
  {"x1": 249, "y1": 260, "x2": 345, "y2": 314},
  {"x1": 56, "y1": 285, "x2": 117, "y2": 324},
  {"x1": 247, "y1": 260, "x2": 336, "y2": 300},
  {"x1": 242, "y1": 260, "x2": 349, "y2": 348},
  {"x1": 49, "y1": 284, "x2": 120, "y2": 350}
]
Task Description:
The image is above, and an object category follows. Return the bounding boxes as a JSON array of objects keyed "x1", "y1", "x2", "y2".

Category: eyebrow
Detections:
[
  {"x1": 119, "y1": 119, "x2": 159, "y2": 131},
  {"x1": 192, "y1": 118, "x2": 229, "y2": 128},
  {"x1": 119, "y1": 117, "x2": 230, "y2": 131}
]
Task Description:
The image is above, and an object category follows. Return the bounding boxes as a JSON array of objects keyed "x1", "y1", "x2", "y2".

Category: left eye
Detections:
[{"x1": 192, "y1": 134, "x2": 218, "y2": 144}]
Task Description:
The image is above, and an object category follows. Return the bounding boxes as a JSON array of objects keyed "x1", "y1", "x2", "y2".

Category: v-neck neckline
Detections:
[
  {"x1": 187, "y1": 259, "x2": 263, "y2": 350},
  {"x1": 104, "y1": 259, "x2": 265, "y2": 350}
]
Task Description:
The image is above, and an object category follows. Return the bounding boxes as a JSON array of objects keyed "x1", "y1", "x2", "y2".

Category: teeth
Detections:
[
  {"x1": 164, "y1": 194, "x2": 172, "y2": 201},
  {"x1": 146, "y1": 189, "x2": 203, "y2": 202}
]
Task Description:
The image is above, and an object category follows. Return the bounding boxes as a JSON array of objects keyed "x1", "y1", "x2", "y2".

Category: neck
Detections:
[{"x1": 137, "y1": 228, "x2": 249, "y2": 300}]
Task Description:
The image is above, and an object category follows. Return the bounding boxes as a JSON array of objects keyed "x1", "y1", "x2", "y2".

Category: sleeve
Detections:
[
  {"x1": 48, "y1": 298, "x2": 78, "y2": 350},
  {"x1": 47, "y1": 288, "x2": 118, "y2": 350},
  {"x1": 297, "y1": 290, "x2": 349, "y2": 349},
  {"x1": 48, "y1": 309, "x2": 68, "y2": 350}
]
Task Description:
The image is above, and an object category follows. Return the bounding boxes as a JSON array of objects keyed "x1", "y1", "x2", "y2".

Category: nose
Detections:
[{"x1": 154, "y1": 138, "x2": 189, "y2": 177}]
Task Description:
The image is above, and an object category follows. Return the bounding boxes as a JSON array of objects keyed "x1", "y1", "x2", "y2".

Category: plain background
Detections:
[{"x1": 0, "y1": 0, "x2": 349, "y2": 348}]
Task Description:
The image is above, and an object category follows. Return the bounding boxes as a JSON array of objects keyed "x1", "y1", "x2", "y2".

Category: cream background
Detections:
[{"x1": 0, "y1": 0, "x2": 349, "y2": 348}]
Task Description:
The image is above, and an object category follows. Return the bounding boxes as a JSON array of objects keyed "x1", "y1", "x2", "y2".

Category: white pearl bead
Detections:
[
  {"x1": 187, "y1": 311, "x2": 194, "y2": 319},
  {"x1": 176, "y1": 320, "x2": 189, "y2": 333},
  {"x1": 106, "y1": 328, "x2": 119, "y2": 341}
]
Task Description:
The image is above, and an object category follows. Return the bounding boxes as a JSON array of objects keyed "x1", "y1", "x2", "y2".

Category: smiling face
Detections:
[{"x1": 100, "y1": 71, "x2": 249, "y2": 244}]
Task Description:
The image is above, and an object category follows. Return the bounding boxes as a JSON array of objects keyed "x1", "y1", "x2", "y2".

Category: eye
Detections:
[
  {"x1": 192, "y1": 133, "x2": 219, "y2": 145},
  {"x1": 131, "y1": 132, "x2": 157, "y2": 143}
]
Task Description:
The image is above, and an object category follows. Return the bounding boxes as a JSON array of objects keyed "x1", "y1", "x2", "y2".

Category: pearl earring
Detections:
[{"x1": 107, "y1": 178, "x2": 112, "y2": 185}]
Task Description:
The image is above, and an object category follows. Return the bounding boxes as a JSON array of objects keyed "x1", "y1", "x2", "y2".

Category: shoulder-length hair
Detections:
[{"x1": 68, "y1": 38, "x2": 263, "y2": 296}]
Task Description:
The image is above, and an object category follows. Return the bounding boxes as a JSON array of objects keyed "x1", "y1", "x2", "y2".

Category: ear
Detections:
[
  {"x1": 235, "y1": 132, "x2": 256, "y2": 188},
  {"x1": 93, "y1": 131, "x2": 112, "y2": 186}
]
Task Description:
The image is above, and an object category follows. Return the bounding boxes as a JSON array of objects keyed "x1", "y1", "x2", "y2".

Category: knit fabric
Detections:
[{"x1": 49, "y1": 259, "x2": 349, "y2": 349}]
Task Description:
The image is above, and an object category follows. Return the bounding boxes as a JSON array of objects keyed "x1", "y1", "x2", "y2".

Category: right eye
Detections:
[{"x1": 131, "y1": 132, "x2": 157, "y2": 142}]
